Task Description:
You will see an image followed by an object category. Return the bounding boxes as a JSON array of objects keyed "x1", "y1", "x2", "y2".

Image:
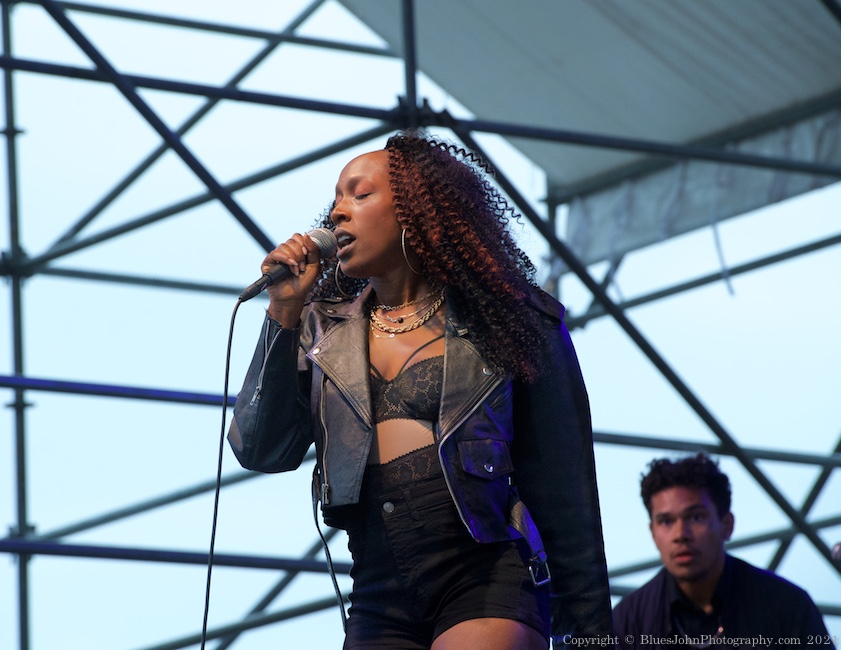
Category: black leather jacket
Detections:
[{"x1": 228, "y1": 285, "x2": 613, "y2": 644}]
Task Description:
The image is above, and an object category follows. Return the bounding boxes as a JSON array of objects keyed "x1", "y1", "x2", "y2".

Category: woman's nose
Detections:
[{"x1": 330, "y1": 202, "x2": 348, "y2": 225}]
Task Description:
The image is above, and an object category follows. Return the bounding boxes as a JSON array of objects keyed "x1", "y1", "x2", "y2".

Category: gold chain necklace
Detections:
[
  {"x1": 370, "y1": 292, "x2": 445, "y2": 335},
  {"x1": 378, "y1": 293, "x2": 440, "y2": 324},
  {"x1": 372, "y1": 288, "x2": 437, "y2": 313}
]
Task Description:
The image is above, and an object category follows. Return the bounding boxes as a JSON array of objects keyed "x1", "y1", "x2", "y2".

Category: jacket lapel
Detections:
[
  {"x1": 438, "y1": 316, "x2": 504, "y2": 441},
  {"x1": 306, "y1": 291, "x2": 373, "y2": 428}
]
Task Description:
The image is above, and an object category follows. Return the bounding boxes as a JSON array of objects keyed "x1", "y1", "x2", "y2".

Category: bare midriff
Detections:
[
  {"x1": 368, "y1": 418, "x2": 436, "y2": 464},
  {"x1": 367, "y1": 310, "x2": 445, "y2": 465}
]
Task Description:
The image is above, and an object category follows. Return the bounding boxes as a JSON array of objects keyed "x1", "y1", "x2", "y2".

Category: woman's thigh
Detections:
[{"x1": 432, "y1": 617, "x2": 549, "y2": 650}]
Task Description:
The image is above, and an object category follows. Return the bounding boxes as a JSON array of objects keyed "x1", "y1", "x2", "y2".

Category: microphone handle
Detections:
[
  {"x1": 238, "y1": 266, "x2": 290, "y2": 302},
  {"x1": 238, "y1": 228, "x2": 338, "y2": 303}
]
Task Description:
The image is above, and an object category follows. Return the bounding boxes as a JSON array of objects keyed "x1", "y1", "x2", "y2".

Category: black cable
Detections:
[
  {"x1": 312, "y1": 481, "x2": 348, "y2": 631},
  {"x1": 200, "y1": 299, "x2": 242, "y2": 649},
  {"x1": 199, "y1": 288, "x2": 349, "y2": 645}
]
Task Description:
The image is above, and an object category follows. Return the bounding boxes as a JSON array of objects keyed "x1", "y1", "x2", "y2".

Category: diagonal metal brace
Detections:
[{"x1": 36, "y1": 0, "x2": 275, "y2": 252}]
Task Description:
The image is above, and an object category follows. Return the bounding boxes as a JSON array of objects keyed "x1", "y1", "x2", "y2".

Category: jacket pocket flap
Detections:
[{"x1": 458, "y1": 439, "x2": 513, "y2": 479}]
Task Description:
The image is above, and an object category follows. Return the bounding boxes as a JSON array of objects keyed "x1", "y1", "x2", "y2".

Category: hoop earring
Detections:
[
  {"x1": 334, "y1": 263, "x2": 354, "y2": 298},
  {"x1": 401, "y1": 229, "x2": 422, "y2": 275}
]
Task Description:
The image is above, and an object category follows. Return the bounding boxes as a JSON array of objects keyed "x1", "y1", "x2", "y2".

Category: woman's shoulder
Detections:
[
  {"x1": 305, "y1": 295, "x2": 354, "y2": 313},
  {"x1": 301, "y1": 289, "x2": 372, "y2": 337},
  {"x1": 525, "y1": 285, "x2": 566, "y2": 324}
]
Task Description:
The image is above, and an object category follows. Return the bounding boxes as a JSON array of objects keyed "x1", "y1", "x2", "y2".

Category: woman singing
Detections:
[{"x1": 228, "y1": 130, "x2": 613, "y2": 649}]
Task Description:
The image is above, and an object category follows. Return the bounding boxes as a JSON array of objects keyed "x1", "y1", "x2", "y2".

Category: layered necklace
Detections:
[{"x1": 370, "y1": 289, "x2": 445, "y2": 339}]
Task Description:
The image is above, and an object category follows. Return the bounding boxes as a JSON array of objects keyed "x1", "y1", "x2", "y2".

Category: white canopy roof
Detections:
[{"x1": 339, "y1": 0, "x2": 841, "y2": 263}]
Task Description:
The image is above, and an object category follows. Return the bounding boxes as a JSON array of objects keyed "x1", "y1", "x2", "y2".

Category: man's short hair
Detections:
[{"x1": 640, "y1": 452, "x2": 732, "y2": 519}]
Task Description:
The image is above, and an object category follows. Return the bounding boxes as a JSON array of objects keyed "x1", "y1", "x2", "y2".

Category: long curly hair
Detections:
[{"x1": 311, "y1": 130, "x2": 548, "y2": 382}]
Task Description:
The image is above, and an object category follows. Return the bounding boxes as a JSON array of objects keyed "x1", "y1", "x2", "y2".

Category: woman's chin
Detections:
[{"x1": 337, "y1": 260, "x2": 365, "y2": 280}]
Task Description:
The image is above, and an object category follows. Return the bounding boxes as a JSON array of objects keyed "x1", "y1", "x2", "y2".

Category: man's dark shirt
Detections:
[
  {"x1": 667, "y1": 572, "x2": 723, "y2": 640},
  {"x1": 613, "y1": 555, "x2": 831, "y2": 649}
]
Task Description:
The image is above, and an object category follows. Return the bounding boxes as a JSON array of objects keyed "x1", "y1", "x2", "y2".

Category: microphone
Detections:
[
  {"x1": 833, "y1": 542, "x2": 841, "y2": 565},
  {"x1": 238, "y1": 228, "x2": 338, "y2": 302}
]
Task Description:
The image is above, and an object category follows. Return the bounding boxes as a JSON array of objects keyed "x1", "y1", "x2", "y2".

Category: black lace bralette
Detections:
[{"x1": 369, "y1": 335, "x2": 444, "y2": 423}]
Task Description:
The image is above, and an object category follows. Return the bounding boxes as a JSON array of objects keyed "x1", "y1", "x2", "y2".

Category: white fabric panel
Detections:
[
  {"x1": 337, "y1": 0, "x2": 841, "y2": 187},
  {"x1": 562, "y1": 109, "x2": 841, "y2": 267}
]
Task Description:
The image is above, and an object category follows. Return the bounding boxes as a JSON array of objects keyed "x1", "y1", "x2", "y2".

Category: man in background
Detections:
[{"x1": 613, "y1": 453, "x2": 830, "y2": 649}]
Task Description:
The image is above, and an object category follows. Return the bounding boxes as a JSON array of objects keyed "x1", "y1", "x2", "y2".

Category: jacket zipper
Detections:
[
  {"x1": 318, "y1": 373, "x2": 331, "y2": 505},
  {"x1": 250, "y1": 323, "x2": 281, "y2": 406}
]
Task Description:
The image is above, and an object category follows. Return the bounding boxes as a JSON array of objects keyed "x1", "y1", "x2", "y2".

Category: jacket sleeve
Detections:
[
  {"x1": 510, "y1": 296, "x2": 614, "y2": 646},
  {"x1": 227, "y1": 314, "x2": 314, "y2": 473}
]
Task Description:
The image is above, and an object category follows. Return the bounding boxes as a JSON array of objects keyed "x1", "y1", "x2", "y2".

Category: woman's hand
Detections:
[{"x1": 263, "y1": 232, "x2": 324, "y2": 327}]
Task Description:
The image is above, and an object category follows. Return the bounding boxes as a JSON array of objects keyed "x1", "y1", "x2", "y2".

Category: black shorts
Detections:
[{"x1": 342, "y1": 445, "x2": 550, "y2": 649}]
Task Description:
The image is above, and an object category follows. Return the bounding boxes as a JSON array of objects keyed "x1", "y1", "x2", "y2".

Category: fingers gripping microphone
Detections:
[{"x1": 238, "y1": 228, "x2": 338, "y2": 302}]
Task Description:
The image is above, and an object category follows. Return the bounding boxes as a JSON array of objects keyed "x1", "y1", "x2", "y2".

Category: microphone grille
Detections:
[{"x1": 308, "y1": 228, "x2": 338, "y2": 258}]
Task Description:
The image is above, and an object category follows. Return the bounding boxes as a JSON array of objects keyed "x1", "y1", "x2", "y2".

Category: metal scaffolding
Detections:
[{"x1": 1, "y1": 1, "x2": 839, "y2": 648}]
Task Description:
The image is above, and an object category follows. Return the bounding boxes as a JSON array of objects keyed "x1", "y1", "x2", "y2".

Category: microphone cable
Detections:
[
  {"x1": 198, "y1": 229, "x2": 338, "y2": 646},
  {"x1": 200, "y1": 298, "x2": 242, "y2": 649}
]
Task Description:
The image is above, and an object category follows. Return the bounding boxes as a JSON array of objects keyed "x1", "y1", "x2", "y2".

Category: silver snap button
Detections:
[
  {"x1": 483, "y1": 463, "x2": 494, "y2": 473},
  {"x1": 312, "y1": 347, "x2": 320, "y2": 355},
  {"x1": 326, "y1": 309, "x2": 336, "y2": 314},
  {"x1": 482, "y1": 367, "x2": 492, "y2": 376},
  {"x1": 382, "y1": 501, "x2": 395, "y2": 513}
]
